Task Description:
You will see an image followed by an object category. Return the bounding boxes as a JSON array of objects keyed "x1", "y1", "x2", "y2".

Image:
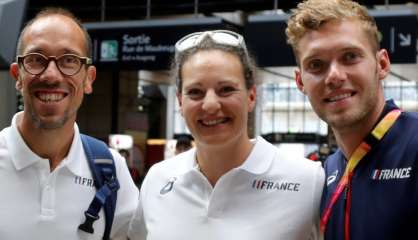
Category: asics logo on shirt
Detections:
[
  {"x1": 160, "y1": 177, "x2": 177, "y2": 195},
  {"x1": 371, "y1": 167, "x2": 412, "y2": 180},
  {"x1": 252, "y1": 179, "x2": 300, "y2": 192},
  {"x1": 327, "y1": 170, "x2": 339, "y2": 186}
]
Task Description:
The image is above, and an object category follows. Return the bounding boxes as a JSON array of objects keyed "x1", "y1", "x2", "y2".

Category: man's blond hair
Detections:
[{"x1": 286, "y1": 0, "x2": 379, "y2": 59}]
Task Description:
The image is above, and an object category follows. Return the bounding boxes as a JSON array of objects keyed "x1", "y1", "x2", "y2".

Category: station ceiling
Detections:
[{"x1": 26, "y1": 0, "x2": 415, "y2": 22}]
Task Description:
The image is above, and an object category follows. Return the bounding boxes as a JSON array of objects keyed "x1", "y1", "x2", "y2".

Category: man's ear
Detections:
[
  {"x1": 377, "y1": 49, "x2": 390, "y2": 80},
  {"x1": 84, "y1": 65, "x2": 96, "y2": 94},
  {"x1": 10, "y1": 63, "x2": 22, "y2": 90},
  {"x1": 295, "y1": 69, "x2": 306, "y2": 94}
]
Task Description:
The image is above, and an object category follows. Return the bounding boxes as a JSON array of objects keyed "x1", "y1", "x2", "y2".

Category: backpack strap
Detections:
[{"x1": 78, "y1": 134, "x2": 120, "y2": 240}]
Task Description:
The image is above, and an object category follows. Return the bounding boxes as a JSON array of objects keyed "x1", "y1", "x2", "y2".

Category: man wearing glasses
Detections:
[{"x1": 0, "y1": 7, "x2": 138, "y2": 239}]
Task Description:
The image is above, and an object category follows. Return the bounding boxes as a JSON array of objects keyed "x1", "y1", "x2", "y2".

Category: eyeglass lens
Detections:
[{"x1": 22, "y1": 53, "x2": 83, "y2": 76}]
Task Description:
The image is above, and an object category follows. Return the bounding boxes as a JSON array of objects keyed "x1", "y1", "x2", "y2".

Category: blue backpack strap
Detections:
[{"x1": 78, "y1": 134, "x2": 120, "y2": 240}]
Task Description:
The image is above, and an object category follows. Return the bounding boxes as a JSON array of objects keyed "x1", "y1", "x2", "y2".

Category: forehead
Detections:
[
  {"x1": 184, "y1": 49, "x2": 243, "y2": 70},
  {"x1": 181, "y1": 49, "x2": 245, "y2": 85},
  {"x1": 297, "y1": 20, "x2": 374, "y2": 61},
  {"x1": 21, "y1": 15, "x2": 86, "y2": 55}
]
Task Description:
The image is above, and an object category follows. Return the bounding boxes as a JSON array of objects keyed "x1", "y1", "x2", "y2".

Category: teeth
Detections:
[
  {"x1": 329, "y1": 93, "x2": 351, "y2": 102},
  {"x1": 38, "y1": 93, "x2": 64, "y2": 102},
  {"x1": 202, "y1": 119, "x2": 225, "y2": 126}
]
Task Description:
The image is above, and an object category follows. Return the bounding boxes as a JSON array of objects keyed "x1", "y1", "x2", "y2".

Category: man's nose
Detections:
[
  {"x1": 325, "y1": 62, "x2": 346, "y2": 89},
  {"x1": 201, "y1": 90, "x2": 221, "y2": 114},
  {"x1": 39, "y1": 60, "x2": 64, "y2": 83}
]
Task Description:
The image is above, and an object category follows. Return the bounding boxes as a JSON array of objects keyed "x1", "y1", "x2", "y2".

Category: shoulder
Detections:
[
  {"x1": 322, "y1": 150, "x2": 345, "y2": 174},
  {"x1": 261, "y1": 142, "x2": 324, "y2": 186},
  {"x1": 262, "y1": 143, "x2": 325, "y2": 202},
  {"x1": 0, "y1": 127, "x2": 10, "y2": 160},
  {"x1": 0, "y1": 127, "x2": 8, "y2": 148},
  {"x1": 388, "y1": 111, "x2": 418, "y2": 150},
  {"x1": 0, "y1": 126, "x2": 14, "y2": 158},
  {"x1": 140, "y1": 149, "x2": 195, "y2": 197},
  {"x1": 275, "y1": 147, "x2": 324, "y2": 175},
  {"x1": 108, "y1": 148, "x2": 139, "y2": 183},
  {"x1": 401, "y1": 110, "x2": 418, "y2": 119},
  {"x1": 109, "y1": 148, "x2": 126, "y2": 167},
  {"x1": 253, "y1": 136, "x2": 323, "y2": 174},
  {"x1": 396, "y1": 111, "x2": 418, "y2": 131},
  {"x1": 146, "y1": 149, "x2": 195, "y2": 179}
]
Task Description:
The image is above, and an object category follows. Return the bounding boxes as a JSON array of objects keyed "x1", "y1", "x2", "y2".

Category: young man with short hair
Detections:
[{"x1": 287, "y1": 0, "x2": 418, "y2": 239}]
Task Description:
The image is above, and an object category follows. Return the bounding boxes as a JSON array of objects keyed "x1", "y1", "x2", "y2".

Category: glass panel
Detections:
[{"x1": 259, "y1": 82, "x2": 327, "y2": 136}]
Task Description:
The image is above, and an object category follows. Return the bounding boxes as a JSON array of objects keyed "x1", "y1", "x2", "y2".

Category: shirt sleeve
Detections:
[
  {"x1": 128, "y1": 172, "x2": 149, "y2": 240},
  {"x1": 309, "y1": 162, "x2": 325, "y2": 240},
  {"x1": 109, "y1": 149, "x2": 140, "y2": 239}
]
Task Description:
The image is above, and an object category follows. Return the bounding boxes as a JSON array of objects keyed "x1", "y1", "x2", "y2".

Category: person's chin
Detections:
[{"x1": 32, "y1": 113, "x2": 68, "y2": 130}]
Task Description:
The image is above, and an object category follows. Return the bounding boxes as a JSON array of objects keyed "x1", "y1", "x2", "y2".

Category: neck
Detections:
[
  {"x1": 195, "y1": 138, "x2": 254, "y2": 187},
  {"x1": 18, "y1": 114, "x2": 75, "y2": 171},
  {"x1": 333, "y1": 102, "x2": 386, "y2": 159}
]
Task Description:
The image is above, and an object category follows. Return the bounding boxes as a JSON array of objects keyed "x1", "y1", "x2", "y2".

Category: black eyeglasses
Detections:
[{"x1": 17, "y1": 53, "x2": 92, "y2": 76}]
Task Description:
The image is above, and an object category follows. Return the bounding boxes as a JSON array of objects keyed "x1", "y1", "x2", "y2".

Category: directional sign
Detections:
[
  {"x1": 244, "y1": 14, "x2": 296, "y2": 67},
  {"x1": 398, "y1": 33, "x2": 411, "y2": 47},
  {"x1": 85, "y1": 17, "x2": 236, "y2": 70},
  {"x1": 372, "y1": 9, "x2": 418, "y2": 63},
  {"x1": 244, "y1": 10, "x2": 418, "y2": 67}
]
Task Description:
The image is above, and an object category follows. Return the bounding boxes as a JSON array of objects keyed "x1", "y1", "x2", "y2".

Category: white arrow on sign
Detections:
[{"x1": 399, "y1": 33, "x2": 411, "y2": 47}]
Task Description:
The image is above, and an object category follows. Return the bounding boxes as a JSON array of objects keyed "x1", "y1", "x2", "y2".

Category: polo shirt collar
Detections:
[
  {"x1": 8, "y1": 112, "x2": 84, "y2": 176},
  {"x1": 175, "y1": 136, "x2": 274, "y2": 176},
  {"x1": 172, "y1": 148, "x2": 199, "y2": 175},
  {"x1": 61, "y1": 124, "x2": 84, "y2": 176},
  {"x1": 238, "y1": 136, "x2": 275, "y2": 175},
  {"x1": 8, "y1": 112, "x2": 44, "y2": 170}
]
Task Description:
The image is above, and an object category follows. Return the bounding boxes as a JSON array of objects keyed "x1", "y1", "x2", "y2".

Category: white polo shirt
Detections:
[
  {"x1": 128, "y1": 137, "x2": 324, "y2": 240},
  {"x1": 0, "y1": 112, "x2": 139, "y2": 240}
]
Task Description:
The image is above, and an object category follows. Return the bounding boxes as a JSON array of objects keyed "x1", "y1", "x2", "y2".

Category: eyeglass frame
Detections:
[
  {"x1": 174, "y1": 29, "x2": 248, "y2": 57},
  {"x1": 16, "y1": 52, "x2": 92, "y2": 77}
]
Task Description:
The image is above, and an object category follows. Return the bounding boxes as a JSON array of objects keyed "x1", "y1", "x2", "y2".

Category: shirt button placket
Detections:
[{"x1": 39, "y1": 162, "x2": 56, "y2": 218}]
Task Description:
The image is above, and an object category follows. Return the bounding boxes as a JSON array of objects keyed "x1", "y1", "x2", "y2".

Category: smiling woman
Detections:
[
  {"x1": 178, "y1": 49, "x2": 253, "y2": 152},
  {"x1": 128, "y1": 30, "x2": 325, "y2": 240}
]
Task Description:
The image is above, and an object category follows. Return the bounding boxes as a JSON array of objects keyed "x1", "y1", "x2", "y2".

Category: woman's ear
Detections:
[
  {"x1": 247, "y1": 85, "x2": 257, "y2": 112},
  {"x1": 176, "y1": 91, "x2": 183, "y2": 116}
]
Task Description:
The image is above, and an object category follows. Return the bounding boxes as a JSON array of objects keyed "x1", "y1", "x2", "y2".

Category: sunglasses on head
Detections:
[{"x1": 175, "y1": 30, "x2": 247, "y2": 55}]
